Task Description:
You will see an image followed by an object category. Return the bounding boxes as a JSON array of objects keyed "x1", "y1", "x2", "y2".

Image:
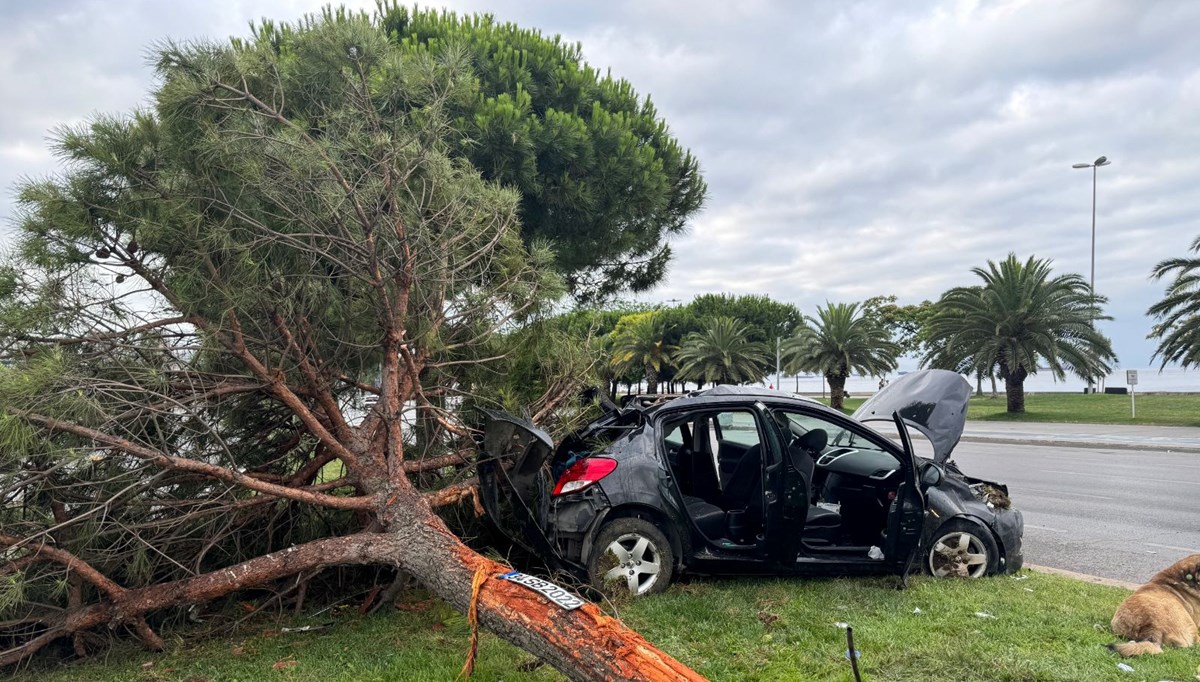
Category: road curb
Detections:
[
  {"x1": 1024, "y1": 564, "x2": 1139, "y2": 591},
  {"x1": 959, "y1": 435, "x2": 1200, "y2": 454}
]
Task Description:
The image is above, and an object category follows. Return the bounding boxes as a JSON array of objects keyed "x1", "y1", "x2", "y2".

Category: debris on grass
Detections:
[
  {"x1": 912, "y1": 607, "x2": 923, "y2": 614},
  {"x1": 280, "y1": 623, "x2": 332, "y2": 633},
  {"x1": 1116, "y1": 662, "x2": 1135, "y2": 672},
  {"x1": 757, "y1": 611, "x2": 780, "y2": 627},
  {"x1": 272, "y1": 658, "x2": 298, "y2": 671},
  {"x1": 974, "y1": 612, "x2": 997, "y2": 619}
]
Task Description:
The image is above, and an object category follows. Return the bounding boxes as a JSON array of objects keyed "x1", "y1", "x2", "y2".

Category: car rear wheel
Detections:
[
  {"x1": 588, "y1": 518, "x2": 674, "y2": 597},
  {"x1": 926, "y1": 519, "x2": 998, "y2": 578}
]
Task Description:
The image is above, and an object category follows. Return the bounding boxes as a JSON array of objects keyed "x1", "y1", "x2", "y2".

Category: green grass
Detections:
[
  {"x1": 15, "y1": 572, "x2": 1200, "y2": 681},
  {"x1": 966, "y1": 393, "x2": 1200, "y2": 426},
  {"x1": 823, "y1": 394, "x2": 1200, "y2": 427}
]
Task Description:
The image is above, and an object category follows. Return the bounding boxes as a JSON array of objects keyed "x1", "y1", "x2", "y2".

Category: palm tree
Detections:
[
  {"x1": 784, "y1": 302, "x2": 900, "y2": 410},
  {"x1": 924, "y1": 254, "x2": 1117, "y2": 413},
  {"x1": 610, "y1": 312, "x2": 674, "y2": 394},
  {"x1": 922, "y1": 286, "x2": 996, "y2": 397},
  {"x1": 675, "y1": 316, "x2": 769, "y2": 387},
  {"x1": 1148, "y1": 236, "x2": 1200, "y2": 368}
]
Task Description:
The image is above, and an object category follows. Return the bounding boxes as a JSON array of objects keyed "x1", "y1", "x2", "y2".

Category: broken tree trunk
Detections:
[
  {"x1": 380, "y1": 483, "x2": 708, "y2": 682},
  {"x1": 2, "y1": 481, "x2": 707, "y2": 682}
]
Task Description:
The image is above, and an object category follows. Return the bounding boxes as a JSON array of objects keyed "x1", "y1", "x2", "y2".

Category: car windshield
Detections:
[{"x1": 773, "y1": 411, "x2": 895, "y2": 460}]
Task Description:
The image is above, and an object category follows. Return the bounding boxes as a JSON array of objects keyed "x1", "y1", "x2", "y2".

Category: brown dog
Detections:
[{"x1": 1110, "y1": 553, "x2": 1200, "y2": 657}]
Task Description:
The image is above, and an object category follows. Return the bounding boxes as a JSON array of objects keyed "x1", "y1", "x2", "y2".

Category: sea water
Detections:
[{"x1": 766, "y1": 366, "x2": 1200, "y2": 395}]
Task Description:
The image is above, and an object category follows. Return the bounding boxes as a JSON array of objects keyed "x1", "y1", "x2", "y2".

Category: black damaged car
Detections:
[{"x1": 478, "y1": 369, "x2": 1024, "y2": 596}]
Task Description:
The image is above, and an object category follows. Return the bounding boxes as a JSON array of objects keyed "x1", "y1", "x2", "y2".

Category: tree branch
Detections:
[
  {"x1": 0, "y1": 534, "x2": 124, "y2": 601},
  {"x1": 11, "y1": 410, "x2": 375, "y2": 511},
  {"x1": 0, "y1": 533, "x2": 398, "y2": 667}
]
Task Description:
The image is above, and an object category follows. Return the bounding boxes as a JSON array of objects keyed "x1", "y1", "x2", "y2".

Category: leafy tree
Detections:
[
  {"x1": 675, "y1": 316, "x2": 769, "y2": 386},
  {"x1": 860, "y1": 295, "x2": 936, "y2": 357},
  {"x1": 687, "y1": 293, "x2": 802, "y2": 344},
  {"x1": 924, "y1": 254, "x2": 1116, "y2": 413},
  {"x1": 784, "y1": 302, "x2": 900, "y2": 410},
  {"x1": 541, "y1": 304, "x2": 649, "y2": 398},
  {"x1": 1148, "y1": 235, "x2": 1200, "y2": 368},
  {"x1": 0, "y1": 11, "x2": 703, "y2": 679},
  {"x1": 610, "y1": 312, "x2": 674, "y2": 394},
  {"x1": 657, "y1": 304, "x2": 705, "y2": 390},
  {"x1": 375, "y1": 4, "x2": 707, "y2": 301}
]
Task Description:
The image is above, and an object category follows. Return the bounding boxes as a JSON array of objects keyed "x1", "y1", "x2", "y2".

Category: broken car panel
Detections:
[{"x1": 477, "y1": 369, "x2": 1024, "y2": 596}]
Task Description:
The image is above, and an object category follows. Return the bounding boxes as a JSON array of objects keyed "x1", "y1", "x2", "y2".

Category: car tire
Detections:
[
  {"x1": 587, "y1": 517, "x2": 675, "y2": 597},
  {"x1": 925, "y1": 519, "x2": 999, "y2": 578}
]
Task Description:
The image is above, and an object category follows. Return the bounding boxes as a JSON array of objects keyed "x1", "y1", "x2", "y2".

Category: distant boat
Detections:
[{"x1": 897, "y1": 371, "x2": 910, "y2": 376}]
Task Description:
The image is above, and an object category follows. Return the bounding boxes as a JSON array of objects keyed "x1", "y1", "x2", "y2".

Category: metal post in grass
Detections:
[{"x1": 845, "y1": 625, "x2": 863, "y2": 682}]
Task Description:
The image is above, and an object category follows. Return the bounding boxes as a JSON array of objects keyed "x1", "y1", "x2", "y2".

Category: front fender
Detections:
[{"x1": 924, "y1": 476, "x2": 1024, "y2": 574}]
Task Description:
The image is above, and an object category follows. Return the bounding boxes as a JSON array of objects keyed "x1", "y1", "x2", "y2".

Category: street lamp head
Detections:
[
  {"x1": 1095, "y1": 156, "x2": 1110, "y2": 166},
  {"x1": 1072, "y1": 163, "x2": 1092, "y2": 168}
]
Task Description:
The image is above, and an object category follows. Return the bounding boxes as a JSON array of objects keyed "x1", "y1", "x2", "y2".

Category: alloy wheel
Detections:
[
  {"x1": 601, "y1": 533, "x2": 663, "y2": 595},
  {"x1": 928, "y1": 530, "x2": 989, "y2": 578}
]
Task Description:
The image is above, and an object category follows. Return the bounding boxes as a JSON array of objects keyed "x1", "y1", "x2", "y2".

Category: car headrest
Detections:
[{"x1": 797, "y1": 428, "x2": 827, "y2": 452}]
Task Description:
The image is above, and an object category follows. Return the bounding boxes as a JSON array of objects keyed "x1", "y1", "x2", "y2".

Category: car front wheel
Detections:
[
  {"x1": 588, "y1": 517, "x2": 674, "y2": 597},
  {"x1": 926, "y1": 519, "x2": 998, "y2": 578}
]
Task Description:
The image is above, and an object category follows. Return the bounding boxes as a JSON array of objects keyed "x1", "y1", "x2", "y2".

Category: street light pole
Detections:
[
  {"x1": 774, "y1": 336, "x2": 781, "y2": 391},
  {"x1": 1072, "y1": 155, "x2": 1111, "y2": 393}
]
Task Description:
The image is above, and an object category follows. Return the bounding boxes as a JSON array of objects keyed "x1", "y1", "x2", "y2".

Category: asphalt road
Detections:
[{"x1": 951, "y1": 440, "x2": 1200, "y2": 585}]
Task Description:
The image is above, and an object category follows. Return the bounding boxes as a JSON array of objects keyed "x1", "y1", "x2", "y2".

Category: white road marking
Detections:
[
  {"x1": 1026, "y1": 524, "x2": 1069, "y2": 533},
  {"x1": 1018, "y1": 486, "x2": 1112, "y2": 501},
  {"x1": 1143, "y1": 542, "x2": 1200, "y2": 554},
  {"x1": 1040, "y1": 469, "x2": 1200, "y2": 487}
]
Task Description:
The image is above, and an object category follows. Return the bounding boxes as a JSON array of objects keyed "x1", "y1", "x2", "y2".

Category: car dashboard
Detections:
[{"x1": 815, "y1": 447, "x2": 898, "y2": 481}]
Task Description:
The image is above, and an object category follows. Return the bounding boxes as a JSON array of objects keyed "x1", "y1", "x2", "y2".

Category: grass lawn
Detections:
[
  {"x1": 823, "y1": 393, "x2": 1200, "y2": 427},
  {"x1": 14, "y1": 571, "x2": 1200, "y2": 682}
]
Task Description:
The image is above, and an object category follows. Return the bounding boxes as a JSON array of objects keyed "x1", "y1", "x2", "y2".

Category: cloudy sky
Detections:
[{"x1": 2, "y1": 0, "x2": 1199, "y2": 369}]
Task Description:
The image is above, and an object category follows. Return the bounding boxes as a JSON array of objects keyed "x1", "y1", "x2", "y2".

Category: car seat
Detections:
[{"x1": 788, "y1": 428, "x2": 842, "y2": 544}]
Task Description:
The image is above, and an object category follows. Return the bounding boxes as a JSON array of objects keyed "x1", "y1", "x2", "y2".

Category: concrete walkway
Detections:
[{"x1": 961, "y1": 421, "x2": 1200, "y2": 453}]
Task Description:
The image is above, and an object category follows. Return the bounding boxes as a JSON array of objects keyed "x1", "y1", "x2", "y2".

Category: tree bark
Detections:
[
  {"x1": 380, "y1": 486, "x2": 706, "y2": 682},
  {"x1": 646, "y1": 361, "x2": 659, "y2": 395},
  {"x1": 827, "y1": 373, "x2": 847, "y2": 410},
  {"x1": 1004, "y1": 365, "x2": 1028, "y2": 413}
]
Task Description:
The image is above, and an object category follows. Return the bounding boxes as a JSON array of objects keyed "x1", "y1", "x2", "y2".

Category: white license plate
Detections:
[{"x1": 497, "y1": 571, "x2": 584, "y2": 610}]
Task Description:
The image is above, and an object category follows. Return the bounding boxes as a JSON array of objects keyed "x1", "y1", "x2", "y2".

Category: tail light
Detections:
[{"x1": 552, "y1": 457, "x2": 617, "y2": 496}]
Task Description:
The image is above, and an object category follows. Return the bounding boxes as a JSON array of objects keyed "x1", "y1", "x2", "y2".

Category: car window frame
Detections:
[{"x1": 760, "y1": 401, "x2": 905, "y2": 467}]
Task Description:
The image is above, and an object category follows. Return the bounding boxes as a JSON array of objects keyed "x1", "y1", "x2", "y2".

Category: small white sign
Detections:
[
  {"x1": 1126, "y1": 369, "x2": 1138, "y2": 386},
  {"x1": 497, "y1": 571, "x2": 584, "y2": 610}
]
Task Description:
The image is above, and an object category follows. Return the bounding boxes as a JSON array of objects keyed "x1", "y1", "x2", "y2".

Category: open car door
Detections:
[
  {"x1": 476, "y1": 411, "x2": 563, "y2": 562},
  {"x1": 883, "y1": 412, "x2": 926, "y2": 568}
]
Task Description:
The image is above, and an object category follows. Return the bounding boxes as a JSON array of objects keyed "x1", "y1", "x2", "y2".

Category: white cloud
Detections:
[{"x1": 2, "y1": 0, "x2": 1199, "y2": 366}]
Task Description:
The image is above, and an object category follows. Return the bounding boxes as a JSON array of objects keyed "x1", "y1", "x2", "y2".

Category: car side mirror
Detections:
[{"x1": 919, "y1": 462, "x2": 943, "y2": 488}]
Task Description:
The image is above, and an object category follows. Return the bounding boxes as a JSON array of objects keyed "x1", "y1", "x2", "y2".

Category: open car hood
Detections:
[{"x1": 851, "y1": 369, "x2": 971, "y2": 463}]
